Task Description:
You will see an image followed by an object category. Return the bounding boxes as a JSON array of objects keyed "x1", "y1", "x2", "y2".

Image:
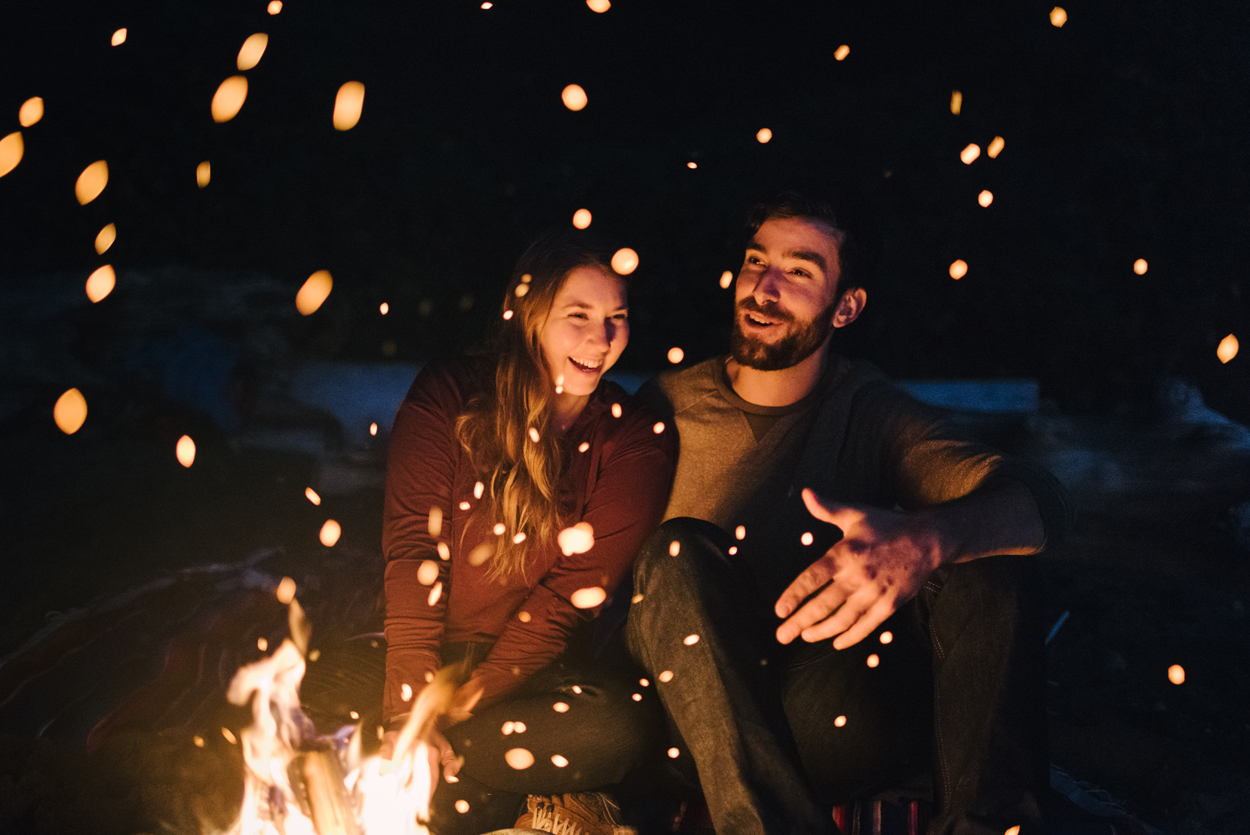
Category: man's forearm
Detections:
[{"x1": 922, "y1": 475, "x2": 1048, "y2": 565}]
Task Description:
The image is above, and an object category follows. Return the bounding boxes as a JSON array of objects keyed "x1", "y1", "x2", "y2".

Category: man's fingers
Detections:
[
  {"x1": 831, "y1": 596, "x2": 898, "y2": 651},
  {"x1": 776, "y1": 581, "x2": 847, "y2": 645},
  {"x1": 801, "y1": 488, "x2": 865, "y2": 531},
  {"x1": 797, "y1": 586, "x2": 875, "y2": 643},
  {"x1": 774, "y1": 558, "x2": 835, "y2": 620}
]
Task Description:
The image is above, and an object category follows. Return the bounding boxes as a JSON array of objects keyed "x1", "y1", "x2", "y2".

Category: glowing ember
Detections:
[
  {"x1": 237, "y1": 33, "x2": 269, "y2": 71},
  {"x1": 554, "y1": 702, "x2": 569, "y2": 713},
  {"x1": 652, "y1": 422, "x2": 665, "y2": 434},
  {"x1": 176, "y1": 435, "x2": 196, "y2": 467},
  {"x1": 587, "y1": 0, "x2": 610, "y2": 11},
  {"x1": 631, "y1": 693, "x2": 641, "y2": 702},
  {"x1": 640, "y1": 678, "x2": 649, "y2": 687},
  {"x1": 268, "y1": 0, "x2": 282, "y2": 13},
  {"x1": 949, "y1": 91, "x2": 963, "y2": 115},
  {"x1": 320, "y1": 519, "x2": 342, "y2": 547},
  {"x1": 834, "y1": 715, "x2": 847, "y2": 727},
  {"x1": 611, "y1": 403, "x2": 623, "y2": 418},
  {"x1": 562, "y1": 84, "x2": 588, "y2": 111},
  {"x1": 518, "y1": 611, "x2": 531, "y2": 622},
  {"x1": 86, "y1": 265, "x2": 116, "y2": 303},
  {"x1": 505, "y1": 748, "x2": 535, "y2": 769},
  {"x1": 551, "y1": 754, "x2": 569, "y2": 767},
  {"x1": 425, "y1": 508, "x2": 443, "y2": 538},
  {"x1": 987, "y1": 136, "x2": 1005, "y2": 158},
  {"x1": 380, "y1": 302, "x2": 390, "y2": 315},
  {"x1": 572, "y1": 208, "x2": 592, "y2": 229},
  {"x1": 579, "y1": 442, "x2": 590, "y2": 453},
  {"x1": 401, "y1": 683, "x2": 413, "y2": 702},
  {"x1": 276, "y1": 576, "x2": 296, "y2": 603},
  {"x1": 960, "y1": 143, "x2": 981, "y2": 164},
  {"x1": 111, "y1": 28, "x2": 127, "y2": 46},
  {"x1": 76, "y1": 160, "x2": 108, "y2": 205},
  {"x1": 571, "y1": 586, "x2": 607, "y2": 609},
  {"x1": 834, "y1": 44, "x2": 850, "y2": 61},
  {"x1": 194, "y1": 735, "x2": 205, "y2": 747},
  {"x1": 515, "y1": 284, "x2": 530, "y2": 298},
  {"x1": 296, "y1": 270, "x2": 333, "y2": 315},
  {"x1": 1050, "y1": 7, "x2": 1067, "y2": 27},
  {"x1": 1217, "y1": 334, "x2": 1239, "y2": 364},
  {"x1": 734, "y1": 525, "x2": 746, "y2": 540},
  {"x1": 572, "y1": 686, "x2": 582, "y2": 694},
  {"x1": 512, "y1": 532, "x2": 527, "y2": 544},
  {"x1": 683, "y1": 634, "x2": 699, "y2": 646},
  {"x1": 800, "y1": 532, "x2": 814, "y2": 546},
  {"x1": 667, "y1": 346, "x2": 685, "y2": 364},
  {"x1": 558, "y1": 522, "x2": 596, "y2": 556},
  {"x1": 258, "y1": 637, "x2": 269, "y2": 651},
  {"x1": 417, "y1": 561, "x2": 439, "y2": 585},
  {"x1": 197, "y1": 160, "x2": 211, "y2": 188},
  {"x1": 474, "y1": 481, "x2": 485, "y2": 499},
  {"x1": 370, "y1": 422, "x2": 378, "y2": 436},
  {"x1": 880, "y1": 631, "x2": 893, "y2": 644},
  {"x1": 756, "y1": 128, "x2": 772, "y2": 144},
  {"x1": 19, "y1": 97, "x2": 43, "y2": 127},
  {"x1": 949, "y1": 259, "x2": 968, "y2": 280},
  {"x1": 95, "y1": 223, "x2": 116, "y2": 254},
  {"x1": 631, "y1": 593, "x2": 644, "y2": 603},
  {"x1": 503, "y1": 310, "x2": 514, "y2": 320},
  {"x1": 978, "y1": 190, "x2": 993, "y2": 207},
  {"x1": 1131, "y1": 258, "x2": 1149, "y2": 275},
  {"x1": 611, "y1": 248, "x2": 639, "y2": 275},
  {"x1": 1004, "y1": 827, "x2": 1021, "y2": 835},
  {"x1": 334, "y1": 81, "x2": 366, "y2": 130},
  {"x1": 305, "y1": 487, "x2": 321, "y2": 505},
  {"x1": 728, "y1": 546, "x2": 737, "y2": 555},
  {"x1": 481, "y1": 2, "x2": 492, "y2": 8},
  {"x1": 668, "y1": 540, "x2": 681, "y2": 557},
  {"x1": 53, "y1": 388, "x2": 88, "y2": 434},
  {"x1": 658, "y1": 670, "x2": 673, "y2": 682},
  {"x1": 222, "y1": 727, "x2": 238, "y2": 744},
  {"x1": 493, "y1": 523, "x2": 506, "y2": 536},
  {"x1": 459, "y1": 501, "x2": 469, "y2": 510},
  {"x1": 866, "y1": 654, "x2": 880, "y2": 668},
  {"x1": 719, "y1": 270, "x2": 734, "y2": 289},
  {"x1": 437, "y1": 542, "x2": 450, "y2": 560},
  {"x1": 456, "y1": 800, "x2": 471, "y2": 813},
  {"x1": 211, "y1": 76, "x2": 249, "y2": 123},
  {"x1": 687, "y1": 162, "x2": 697, "y2": 169},
  {"x1": 667, "y1": 748, "x2": 680, "y2": 759},
  {"x1": 0, "y1": 132, "x2": 23, "y2": 178},
  {"x1": 428, "y1": 582, "x2": 443, "y2": 606},
  {"x1": 528, "y1": 427, "x2": 541, "y2": 443}
]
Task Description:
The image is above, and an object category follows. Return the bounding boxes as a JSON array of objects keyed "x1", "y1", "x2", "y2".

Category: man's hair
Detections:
[{"x1": 744, "y1": 186, "x2": 881, "y2": 298}]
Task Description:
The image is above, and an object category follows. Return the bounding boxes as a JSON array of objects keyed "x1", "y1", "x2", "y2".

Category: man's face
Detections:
[{"x1": 731, "y1": 216, "x2": 846, "y2": 371}]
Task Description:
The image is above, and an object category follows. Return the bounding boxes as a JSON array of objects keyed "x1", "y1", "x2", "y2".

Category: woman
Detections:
[{"x1": 380, "y1": 233, "x2": 675, "y2": 834}]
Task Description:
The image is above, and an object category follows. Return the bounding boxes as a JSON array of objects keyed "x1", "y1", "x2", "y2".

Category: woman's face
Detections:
[{"x1": 537, "y1": 265, "x2": 629, "y2": 399}]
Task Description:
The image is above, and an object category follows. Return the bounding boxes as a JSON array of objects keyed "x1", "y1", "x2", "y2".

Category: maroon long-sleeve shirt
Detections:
[{"x1": 382, "y1": 358, "x2": 676, "y2": 721}]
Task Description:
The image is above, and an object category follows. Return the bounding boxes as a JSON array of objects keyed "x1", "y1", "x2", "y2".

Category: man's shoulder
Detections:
[{"x1": 637, "y1": 356, "x2": 727, "y2": 414}]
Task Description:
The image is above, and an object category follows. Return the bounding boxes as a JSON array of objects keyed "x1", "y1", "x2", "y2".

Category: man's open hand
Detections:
[{"x1": 774, "y1": 488, "x2": 948, "y2": 649}]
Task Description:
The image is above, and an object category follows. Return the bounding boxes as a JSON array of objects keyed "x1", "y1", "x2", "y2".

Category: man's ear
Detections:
[{"x1": 831, "y1": 287, "x2": 867, "y2": 328}]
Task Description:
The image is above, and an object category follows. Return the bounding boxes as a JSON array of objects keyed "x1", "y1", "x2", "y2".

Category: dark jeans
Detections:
[{"x1": 626, "y1": 518, "x2": 1048, "y2": 835}]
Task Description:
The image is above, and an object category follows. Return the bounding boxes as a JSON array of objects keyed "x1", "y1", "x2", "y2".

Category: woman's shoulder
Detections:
[
  {"x1": 584, "y1": 379, "x2": 677, "y2": 458},
  {"x1": 404, "y1": 355, "x2": 493, "y2": 404}
]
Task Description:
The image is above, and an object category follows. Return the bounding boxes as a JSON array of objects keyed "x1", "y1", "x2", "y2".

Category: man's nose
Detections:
[{"x1": 752, "y1": 267, "x2": 783, "y2": 303}]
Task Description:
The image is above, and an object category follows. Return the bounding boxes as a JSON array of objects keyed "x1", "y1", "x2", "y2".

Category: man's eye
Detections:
[{"x1": 612, "y1": 313, "x2": 629, "y2": 321}]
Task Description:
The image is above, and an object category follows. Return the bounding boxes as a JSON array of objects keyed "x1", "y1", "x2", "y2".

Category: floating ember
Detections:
[
  {"x1": 1133, "y1": 258, "x2": 1148, "y2": 275},
  {"x1": 76, "y1": 160, "x2": 109, "y2": 205},
  {"x1": 95, "y1": 223, "x2": 117, "y2": 254},
  {"x1": 0, "y1": 132, "x2": 23, "y2": 178},
  {"x1": 86, "y1": 264, "x2": 116, "y2": 302},
  {"x1": 756, "y1": 128, "x2": 773, "y2": 144},
  {"x1": 572, "y1": 208, "x2": 592, "y2": 229},
  {"x1": 176, "y1": 435, "x2": 197, "y2": 467},
  {"x1": 297, "y1": 270, "x2": 334, "y2": 315},
  {"x1": 19, "y1": 96, "x2": 43, "y2": 127},
  {"x1": 238, "y1": 33, "x2": 269, "y2": 71},
  {"x1": 212, "y1": 76, "x2": 249, "y2": 123},
  {"x1": 334, "y1": 82, "x2": 366, "y2": 131},
  {"x1": 112, "y1": 28, "x2": 128, "y2": 46},
  {"x1": 1217, "y1": 334, "x2": 1239, "y2": 364},
  {"x1": 987, "y1": 136, "x2": 1005, "y2": 158},
  {"x1": 950, "y1": 91, "x2": 962, "y2": 115},
  {"x1": 1050, "y1": 7, "x2": 1067, "y2": 27},
  {"x1": 561, "y1": 84, "x2": 588, "y2": 112},
  {"x1": 587, "y1": 0, "x2": 610, "y2": 11},
  {"x1": 611, "y1": 248, "x2": 638, "y2": 275},
  {"x1": 834, "y1": 44, "x2": 850, "y2": 61},
  {"x1": 54, "y1": 388, "x2": 88, "y2": 434},
  {"x1": 197, "y1": 161, "x2": 212, "y2": 187}
]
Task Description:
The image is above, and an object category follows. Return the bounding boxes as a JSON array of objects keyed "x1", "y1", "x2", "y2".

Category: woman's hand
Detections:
[{"x1": 379, "y1": 727, "x2": 464, "y2": 783}]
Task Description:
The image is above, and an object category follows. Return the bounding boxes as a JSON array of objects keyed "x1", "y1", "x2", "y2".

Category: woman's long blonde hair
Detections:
[{"x1": 455, "y1": 234, "x2": 616, "y2": 581}]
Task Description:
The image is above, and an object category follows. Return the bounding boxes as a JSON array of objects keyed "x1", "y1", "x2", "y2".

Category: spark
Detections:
[
  {"x1": 683, "y1": 634, "x2": 699, "y2": 646},
  {"x1": 494, "y1": 523, "x2": 506, "y2": 535},
  {"x1": 401, "y1": 683, "x2": 413, "y2": 702},
  {"x1": 459, "y1": 501, "x2": 470, "y2": 510},
  {"x1": 518, "y1": 611, "x2": 531, "y2": 622},
  {"x1": 19, "y1": 97, "x2": 43, "y2": 127},
  {"x1": 333, "y1": 81, "x2": 366, "y2": 131},
  {"x1": 687, "y1": 161, "x2": 697, "y2": 169},
  {"x1": 308, "y1": 649, "x2": 319, "y2": 661},
  {"x1": 631, "y1": 693, "x2": 642, "y2": 701},
  {"x1": 502, "y1": 721, "x2": 515, "y2": 734},
  {"x1": 193, "y1": 735, "x2": 205, "y2": 747},
  {"x1": 428, "y1": 582, "x2": 443, "y2": 606},
  {"x1": 211, "y1": 76, "x2": 248, "y2": 123},
  {"x1": 237, "y1": 33, "x2": 268, "y2": 71},
  {"x1": 719, "y1": 270, "x2": 734, "y2": 289},
  {"x1": 53, "y1": 388, "x2": 88, "y2": 434},
  {"x1": 258, "y1": 637, "x2": 268, "y2": 651},
  {"x1": 554, "y1": 702, "x2": 569, "y2": 713},
  {"x1": 667, "y1": 346, "x2": 685, "y2": 364},
  {"x1": 295, "y1": 269, "x2": 333, "y2": 315},
  {"x1": 867, "y1": 654, "x2": 880, "y2": 668},
  {"x1": 667, "y1": 748, "x2": 680, "y2": 759},
  {"x1": 1005, "y1": 828, "x2": 1021, "y2": 835},
  {"x1": 734, "y1": 525, "x2": 746, "y2": 540},
  {"x1": 276, "y1": 576, "x2": 296, "y2": 603},
  {"x1": 611, "y1": 403, "x2": 623, "y2": 418},
  {"x1": 94, "y1": 223, "x2": 116, "y2": 254},
  {"x1": 834, "y1": 44, "x2": 850, "y2": 61},
  {"x1": 320, "y1": 519, "x2": 341, "y2": 546},
  {"x1": 515, "y1": 283, "x2": 530, "y2": 298},
  {"x1": 834, "y1": 715, "x2": 847, "y2": 727},
  {"x1": 176, "y1": 435, "x2": 196, "y2": 467},
  {"x1": 587, "y1": 0, "x2": 610, "y2": 11},
  {"x1": 481, "y1": 2, "x2": 492, "y2": 7},
  {"x1": 552, "y1": 755, "x2": 569, "y2": 767},
  {"x1": 653, "y1": 422, "x2": 665, "y2": 434},
  {"x1": 880, "y1": 631, "x2": 893, "y2": 644},
  {"x1": 950, "y1": 91, "x2": 962, "y2": 115},
  {"x1": 659, "y1": 670, "x2": 673, "y2": 682},
  {"x1": 370, "y1": 422, "x2": 378, "y2": 436},
  {"x1": 611, "y1": 248, "x2": 639, "y2": 275},
  {"x1": 728, "y1": 546, "x2": 738, "y2": 555},
  {"x1": 0, "y1": 132, "x2": 23, "y2": 178},
  {"x1": 572, "y1": 208, "x2": 592, "y2": 229},
  {"x1": 222, "y1": 727, "x2": 237, "y2": 744},
  {"x1": 1133, "y1": 258, "x2": 1148, "y2": 275},
  {"x1": 305, "y1": 487, "x2": 320, "y2": 505},
  {"x1": 505, "y1": 748, "x2": 535, "y2": 769},
  {"x1": 558, "y1": 522, "x2": 596, "y2": 555},
  {"x1": 475, "y1": 481, "x2": 485, "y2": 499},
  {"x1": 86, "y1": 265, "x2": 116, "y2": 302},
  {"x1": 503, "y1": 310, "x2": 514, "y2": 320},
  {"x1": 801, "y1": 532, "x2": 814, "y2": 546},
  {"x1": 429, "y1": 506, "x2": 444, "y2": 537},
  {"x1": 1217, "y1": 334, "x2": 1239, "y2": 364},
  {"x1": 562, "y1": 84, "x2": 588, "y2": 111},
  {"x1": 571, "y1": 587, "x2": 607, "y2": 609},
  {"x1": 978, "y1": 190, "x2": 993, "y2": 207},
  {"x1": 417, "y1": 560, "x2": 439, "y2": 585},
  {"x1": 111, "y1": 28, "x2": 127, "y2": 46},
  {"x1": 669, "y1": 540, "x2": 681, "y2": 557},
  {"x1": 640, "y1": 678, "x2": 649, "y2": 687},
  {"x1": 572, "y1": 686, "x2": 583, "y2": 694},
  {"x1": 949, "y1": 259, "x2": 968, "y2": 280},
  {"x1": 960, "y1": 143, "x2": 981, "y2": 164},
  {"x1": 268, "y1": 0, "x2": 282, "y2": 13},
  {"x1": 196, "y1": 161, "x2": 211, "y2": 187},
  {"x1": 987, "y1": 136, "x2": 1005, "y2": 158},
  {"x1": 631, "y1": 593, "x2": 644, "y2": 603},
  {"x1": 529, "y1": 427, "x2": 541, "y2": 443},
  {"x1": 1050, "y1": 7, "x2": 1067, "y2": 27},
  {"x1": 756, "y1": 128, "x2": 773, "y2": 144},
  {"x1": 513, "y1": 532, "x2": 527, "y2": 544},
  {"x1": 75, "y1": 160, "x2": 108, "y2": 205},
  {"x1": 380, "y1": 302, "x2": 389, "y2": 314}
]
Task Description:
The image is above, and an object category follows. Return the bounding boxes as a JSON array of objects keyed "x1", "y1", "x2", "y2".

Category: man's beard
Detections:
[{"x1": 730, "y1": 296, "x2": 839, "y2": 371}]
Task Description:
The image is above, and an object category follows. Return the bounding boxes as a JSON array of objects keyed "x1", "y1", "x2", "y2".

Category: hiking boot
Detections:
[{"x1": 514, "y1": 792, "x2": 637, "y2": 835}]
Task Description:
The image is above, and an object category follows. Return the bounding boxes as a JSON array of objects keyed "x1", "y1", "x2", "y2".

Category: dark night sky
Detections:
[{"x1": 1, "y1": 0, "x2": 1248, "y2": 417}]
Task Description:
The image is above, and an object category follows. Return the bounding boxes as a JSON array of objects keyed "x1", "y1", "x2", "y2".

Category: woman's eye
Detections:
[{"x1": 570, "y1": 312, "x2": 589, "y2": 320}]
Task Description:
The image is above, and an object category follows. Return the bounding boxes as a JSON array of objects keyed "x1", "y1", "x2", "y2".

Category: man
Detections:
[{"x1": 627, "y1": 189, "x2": 1073, "y2": 835}]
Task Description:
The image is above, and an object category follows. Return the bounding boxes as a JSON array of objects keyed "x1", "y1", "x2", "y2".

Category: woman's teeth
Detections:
[{"x1": 570, "y1": 357, "x2": 602, "y2": 372}]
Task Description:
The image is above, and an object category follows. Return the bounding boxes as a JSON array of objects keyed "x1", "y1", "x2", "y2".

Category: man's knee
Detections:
[{"x1": 633, "y1": 516, "x2": 733, "y2": 591}]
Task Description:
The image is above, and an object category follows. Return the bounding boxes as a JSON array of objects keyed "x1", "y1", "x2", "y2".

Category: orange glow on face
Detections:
[
  {"x1": 562, "y1": 84, "x2": 588, "y2": 111},
  {"x1": 111, "y1": 28, "x2": 127, "y2": 46},
  {"x1": 834, "y1": 44, "x2": 850, "y2": 61},
  {"x1": 54, "y1": 388, "x2": 88, "y2": 434},
  {"x1": 611, "y1": 248, "x2": 639, "y2": 275},
  {"x1": 320, "y1": 519, "x2": 342, "y2": 547},
  {"x1": 719, "y1": 270, "x2": 734, "y2": 289},
  {"x1": 267, "y1": 0, "x2": 283, "y2": 13},
  {"x1": 1133, "y1": 258, "x2": 1148, "y2": 275},
  {"x1": 978, "y1": 190, "x2": 993, "y2": 207},
  {"x1": 176, "y1": 435, "x2": 196, "y2": 467},
  {"x1": 379, "y1": 302, "x2": 389, "y2": 314},
  {"x1": 196, "y1": 161, "x2": 211, "y2": 188},
  {"x1": 949, "y1": 259, "x2": 968, "y2": 280},
  {"x1": 960, "y1": 143, "x2": 981, "y2": 164},
  {"x1": 987, "y1": 136, "x2": 1005, "y2": 158},
  {"x1": 0, "y1": 132, "x2": 22, "y2": 178},
  {"x1": 1050, "y1": 7, "x2": 1067, "y2": 27},
  {"x1": 76, "y1": 160, "x2": 109, "y2": 205},
  {"x1": 237, "y1": 33, "x2": 269, "y2": 71},
  {"x1": 19, "y1": 97, "x2": 43, "y2": 127},
  {"x1": 756, "y1": 127, "x2": 772, "y2": 144},
  {"x1": 572, "y1": 208, "x2": 592, "y2": 229},
  {"x1": 950, "y1": 90, "x2": 962, "y2": 115},
  {"x1": 571, "y1": 587, "x2": 607, "y2": 609},
  {"x1": 295, "y1": 269, "x2": 333, "y2": 315},
  {"x1": 1167, "y1": 664, "x2": 1185, "y2": 685},
  {"x1": 834, "y1": 715, "x2": 847, "y2": 727},
  {"x1": 1217, "y1": 334, "x2": 1239, "y2": 364},
  {"x1": 667, "y1": 346, "x2": 685, "y2": 364},
  {"x1": 211, "y1": 76, "x2": 248, "y2": 123},
  {"x1": 94, "y1": 223, "x2": 116, "y2": 254},
  {"x1": 86, "y1": 265, "x2": 116, "y2": 302},
  {"x1": 505, "y1": 748, "x2": 534, "y2": 770},
  {"x1": 587, "y1": 0, "x2": 611, "y2": 11},
  {"x1": 305, "y1": 487, "x2": 321, "y2": 505},
  {"x1": 333, "y1": 81, "x2": 366, "y2": 130}
]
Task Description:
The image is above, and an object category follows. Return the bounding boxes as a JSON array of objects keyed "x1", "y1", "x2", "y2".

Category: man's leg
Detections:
[
  {"x1": 626, "y1": 518, "x2": 833, "y2": 835},
  {"x1": 918, "y1": 556, "x2": 1049, "y2": 835}
]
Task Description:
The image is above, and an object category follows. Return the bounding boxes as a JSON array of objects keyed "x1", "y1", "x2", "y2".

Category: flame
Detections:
[
  {"x1": 611, "y1": 248, "x2": 638, "y2": 275},
  {"x1": 296, "y1": 270, "x2": 333, "y2": 315},
  {"x1": 572, "y1": 208, "x2": 592, "y2": 229},
  {"x1": 960, "y1": 143, "x2": 981, "y2": 164},
  {"x1": 978, "y1": 190, "x2": 993, "y2": 207},
  {"x1": 54, "y1": 388, "x2": 88, "y2": 434},
  {"x1": 949, "y1": 259, "x2": 968, "y2": 280},
  {"x1": 320, "y1": 519, "x2": 342, "y2": 547},
  {"x1": 1217, "y1": 334, "x2": 1238, "y2": 364},
  {"x1": 658, "y1": 670, "x2": 673, "y2": 682},
  {"x1": 683, "y1": 634, "x2": 699, "y2": 646},
  {"x1": 834, "y1": 44, "x2": 850, "y2": 61},
  {"x1": 667, "y1": 346, "x2": 684, "y2": 364},
  {"x1": 212, "y1": 76, "x2": 249, "y2": 123},
  {"x1": 306, "y1": 487, "x2": 321, "y2": 505},
  {"x1": 561, "y1": 84, "x2": 588, "y2": 111},
  {"x1": 950, "y1": 90, "x2": 962, "y2": 115},
  {"x1": 558, "y1": 522, "x2": 595, "y2": 556},
  {"x1": 176, "y1": 435, "x2": 196, "y2": 467},
  {"x1": 1005, "y1": 827, "x2": 1021, "y2": 835},
  {"x1": 334, "y1": 82, "x2": 366, "y2": 130},
  {"x1": 19, "y1": 97, "x2": 43, "y2": 127},
  {"x1": 834, "y1": 715, "x2": 847, "y2": 727},
  {"x1": 1133, "y1": 258, "x2": 1148, "y2": 275},
  {"x1": 238, "y1": 33, "x2": 269, "y2": 70},
  {"x1": 587, "y1": 0, "x2": 610, "y2": 11},
  {"x1": 1050, "y1": 7, "x2": 1067, "y2": 27},
  {"x1": 268, "y1": 1, "x2": 283, "y2": 14},
  {"x1": 86, "y1": 265, "x2": 116, "y2": 302},
  {"x1": 879, "y1": 631, "x2": 893, "y2": 644},
  {"x1": 197, "y1": 160, "x2": 211, "y2": 187},
  {"x1": 76, "y1": 160, "x2": 108, "y2": 204},
  {"x1": 987, "y1": 136, "x2": 1005, "y2": 158},
  {"x1": 111, "y1": 28, "x2": 127, "y2": 46},
  {"x1": 95, "y1": 223, "x2": 116, "y2": 254},
  {"x1": 0, "y1": 132, "x2": 23, "y2": 178},
  {"x1": 756, "y1": 127, "x2": 772, "y2": 144},
  {"x1": 719, "y1": 270, "x2": 734, "y2": 289}
]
